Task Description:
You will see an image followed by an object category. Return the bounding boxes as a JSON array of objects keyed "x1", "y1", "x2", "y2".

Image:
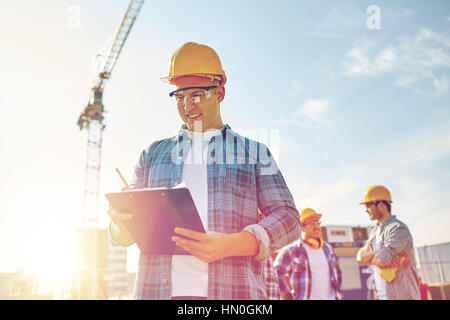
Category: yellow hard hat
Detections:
[
  {"x1": 300, "y1": 208, "x2": 322, "y2": 225},
  {"x1": 360, "y1": 185, "x2": 392, "y2": 205},
  {"x1": 161, "y1": 42, "x2": 227, "y2": 86}
]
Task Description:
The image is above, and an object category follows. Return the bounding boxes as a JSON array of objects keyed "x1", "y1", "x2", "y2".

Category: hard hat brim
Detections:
[
  {"x1": 161, "y1": 73, "x2": 226, "y2": 86},
  {"x1": 359, "y1": 200, "x2": 393, "y2": 205}
]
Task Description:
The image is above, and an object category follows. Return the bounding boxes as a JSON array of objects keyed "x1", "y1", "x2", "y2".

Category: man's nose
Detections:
[{"x1": 183, "y1": 96, "x2": 196, "y2": 112}]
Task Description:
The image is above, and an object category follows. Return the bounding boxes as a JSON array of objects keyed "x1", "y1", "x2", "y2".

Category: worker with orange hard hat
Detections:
[
  {"x1": 356, "y1": 185, "x2": 420, "y2": 300},
  {"x1": 108, "y1": 42, "x2": 301, "y2": 300},
  {"x1": 273, "y1": 208, "x2": 344, "y2": 300}
]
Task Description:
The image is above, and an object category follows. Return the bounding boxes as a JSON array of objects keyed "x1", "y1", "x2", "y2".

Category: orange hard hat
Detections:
[
  {"x1": 360, "y1": 185, "x2": 393, "y2": 205},
  {"x1": 161, "y1": 42, "x2": 227, "y2": 86},
  {"x1": 300, "y1": 208, "x2": 322, "y2": 225}
]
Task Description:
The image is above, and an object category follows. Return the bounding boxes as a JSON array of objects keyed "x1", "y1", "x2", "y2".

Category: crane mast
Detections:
[
  {"x1": 75, "y1": 0, "x2": 144, "y2": 299},
  {"x1": 77, "y1": 0, "x2": 144, "y2": 226}
]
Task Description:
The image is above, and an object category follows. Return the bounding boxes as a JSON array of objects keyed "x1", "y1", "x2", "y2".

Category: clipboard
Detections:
[{"x1": 105, "y1": 187, "x2": 206, "y2": 255}]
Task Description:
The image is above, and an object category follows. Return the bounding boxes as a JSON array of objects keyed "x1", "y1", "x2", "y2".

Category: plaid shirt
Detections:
[
  {"x1": 365, "y1": 215, "x2": 420, "y2": 300},
  {"x1": 128, "y1": 124, "x2": 301, "y2": 299},
  {"x1": 264, "y1": 256, "x2": 281, "y2": 300},
  {"x1": 273, "y1": 240, "x2": 343, "y2": 300}
]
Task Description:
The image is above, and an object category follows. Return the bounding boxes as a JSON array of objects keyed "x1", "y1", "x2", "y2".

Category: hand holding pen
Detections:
[{"x1": 107, "y1": 168, "x2": 134, "y2": 245}]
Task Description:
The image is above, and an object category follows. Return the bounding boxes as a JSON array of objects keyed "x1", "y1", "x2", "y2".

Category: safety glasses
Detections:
[{"x1": 169, "y1": 86, "x2": 217, "y2": 107}]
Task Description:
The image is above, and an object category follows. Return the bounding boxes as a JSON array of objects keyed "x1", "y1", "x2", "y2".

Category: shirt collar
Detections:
[
  {"x1": 378, "y1": 215, "x2": 396, "y2": 228},
  {"x1": 173, "y1": 124, "x2": 231, "y2": 143}
]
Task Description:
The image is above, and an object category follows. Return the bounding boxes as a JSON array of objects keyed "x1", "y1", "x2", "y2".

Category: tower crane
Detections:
[
  {"x1": 75, "y1": 0, "x2": 144, "y2": 299},
  {"x1": 77, "y1": 0, "x2": 144, "y2": 227}
]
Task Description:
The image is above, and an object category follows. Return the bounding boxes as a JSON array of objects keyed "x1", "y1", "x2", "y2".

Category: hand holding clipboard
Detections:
[{"x1": 106, "y1": 169, "x2": 205, "y2": 255}]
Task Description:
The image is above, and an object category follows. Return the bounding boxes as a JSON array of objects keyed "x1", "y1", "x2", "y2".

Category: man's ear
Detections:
[
  {"x1": 216, "y1": 86, "x2": 225, "y2": 103},
  {"x1": 376, "y1": 201, "x2": 387, "y2": 213}
]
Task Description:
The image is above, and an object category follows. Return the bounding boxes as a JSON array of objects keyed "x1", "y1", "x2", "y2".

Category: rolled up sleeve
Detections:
[
  {"x1": 243, "y1": 224, "x2": 271, "y2": 261},
  {"x1": 375, "y1": 225, "x2": 412, "y2": 266},
  {"x1": 254, "y1": 144, "x2": 302, "y2": 254}
]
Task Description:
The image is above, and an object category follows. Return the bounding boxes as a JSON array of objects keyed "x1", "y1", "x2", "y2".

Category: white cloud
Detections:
[
  {"x1": 275, "y1": 98, "x2": 331, "y2": 128},
  {"x1": 343, "y1": 43, "x2": 374, "y2": 76},
  {"x1": 375, "y1": 48, "x2": 398, "y2": 72},
  {"x1": 432, "y1": 75, "x2": 449, "y2": 95},
  {"x1": 344, "y1": 43, "x2": 398, "y2": 77},
  {"x1": 295, "y1": 99, "x2": 330, "y2": 122},
  {"x1": 342, "y1": 28, "x2": 450, "y2": 93}
]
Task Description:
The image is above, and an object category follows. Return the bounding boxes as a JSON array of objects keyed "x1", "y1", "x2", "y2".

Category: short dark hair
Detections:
[{"x1": 376, "y1": 200, "x2": 391, "y2": 213}]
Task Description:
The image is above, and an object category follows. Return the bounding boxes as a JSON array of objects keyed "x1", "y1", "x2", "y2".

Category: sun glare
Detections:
[{"x1": 26, "y1": 229, "x2": 77, "y2": 290}]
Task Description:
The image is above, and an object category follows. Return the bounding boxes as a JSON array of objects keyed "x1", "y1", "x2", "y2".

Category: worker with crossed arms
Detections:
[{"x1": 357, "y1": 185, "x2": 420, "y2": 300}]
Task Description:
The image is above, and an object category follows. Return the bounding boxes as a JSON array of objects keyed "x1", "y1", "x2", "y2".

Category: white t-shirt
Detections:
[
  {"x1": 171, "y1": 128, "x2": 221, "y2": 297},
  {"x1": 304, "y1": 244, "x2": 335, "y2": 300},
  {"x1": 372, "y1": 227, "x2": 387, "y2": 300}
]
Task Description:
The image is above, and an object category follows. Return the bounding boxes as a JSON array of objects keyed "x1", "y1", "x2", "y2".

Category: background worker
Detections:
[
  {"x1": 107, "y1": 42, "x2": 301, "y2": 300},
  {"x1": 356, "y1": 185, "x2": 420, "y2": 300},
  {"x1": 274, "y1": 208, "x2": 343, "y2": 300}
]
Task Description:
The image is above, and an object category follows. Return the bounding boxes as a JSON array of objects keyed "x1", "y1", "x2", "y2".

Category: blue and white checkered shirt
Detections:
[
  {"x1": 127, "y1": 124, "x2": 301, "y2": 299},
  {"x1": 365, "y1": 215, "x2": 420, "y2": 300}
]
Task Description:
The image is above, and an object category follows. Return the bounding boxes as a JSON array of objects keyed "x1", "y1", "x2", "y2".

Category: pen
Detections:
[{"x1": 115, "y1": 168, "x2": 130, "y2": 189}]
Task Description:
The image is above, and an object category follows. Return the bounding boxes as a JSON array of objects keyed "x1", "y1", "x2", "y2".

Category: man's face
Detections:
[
  {"x1": 172, "y1": 76, "x2": 225, "y2": 132},
  {"x1": 302, "y1": 219, "x2": 322, "y2": 240},
  {"x1": 365, "y1": 202, "x2": 382, "y2": 221}
]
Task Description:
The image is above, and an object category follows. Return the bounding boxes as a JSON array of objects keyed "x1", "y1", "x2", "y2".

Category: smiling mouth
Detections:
[{"x1": 186, "y1": 113, "x2": 202, "y2": 120}]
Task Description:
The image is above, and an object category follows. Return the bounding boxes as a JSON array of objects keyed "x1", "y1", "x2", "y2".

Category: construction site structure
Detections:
[
  {"x1": 75, "y1": 0, "x2": 144, "y2": 299},
  {"x1": 320, "y1": 225, "x2": 373, "y2": 300},
  {"x1": 416, "y1": 242, "x2": 450, "y2": 300}
]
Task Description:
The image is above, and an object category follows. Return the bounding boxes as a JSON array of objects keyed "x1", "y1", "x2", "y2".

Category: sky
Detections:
[{"x1": 0, "y1": 0, "x2": 449, "y2": 278}]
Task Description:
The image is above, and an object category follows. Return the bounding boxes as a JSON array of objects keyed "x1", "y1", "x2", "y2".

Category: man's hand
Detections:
[
  {"x1": 107, "y1": 205, "x2": 135, "y2": 246},
  {"x1": 370, "y1": 255, "x2": 389, "y2": 268},
  {"x1": 356, "y1": 245, "x2": 391, "y2": 268},
  {"x1": 172, "y1": 228, "x2": 259, "y2": 263},
  {"x1": 356, "y1": 245, "x2": 376, "y2": 265}
]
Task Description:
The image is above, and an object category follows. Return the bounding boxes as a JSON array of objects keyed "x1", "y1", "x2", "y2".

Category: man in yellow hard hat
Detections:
[
  {"x1": 273, "y1": 208, "x2": 343, "y2": 300},
  {"x1": 356, "y1": 185, "x2": 420, "y2": 300},
  {"x1": 108, "y1": 42, "x2": 301, "y2": 300}
]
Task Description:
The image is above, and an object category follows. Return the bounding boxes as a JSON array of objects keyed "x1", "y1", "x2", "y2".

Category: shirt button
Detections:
[{"x1": 163, "y1": 279, "x2": 168, "y2": 284}]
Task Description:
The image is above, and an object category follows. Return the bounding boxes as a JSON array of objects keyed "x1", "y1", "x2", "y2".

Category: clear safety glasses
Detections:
[
  {"x1": 169, "y1": 86, "x2": 217, "y2": 107},
  {"x1": 304, "y1": 221, "x2": 322, "y2": 228}
]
